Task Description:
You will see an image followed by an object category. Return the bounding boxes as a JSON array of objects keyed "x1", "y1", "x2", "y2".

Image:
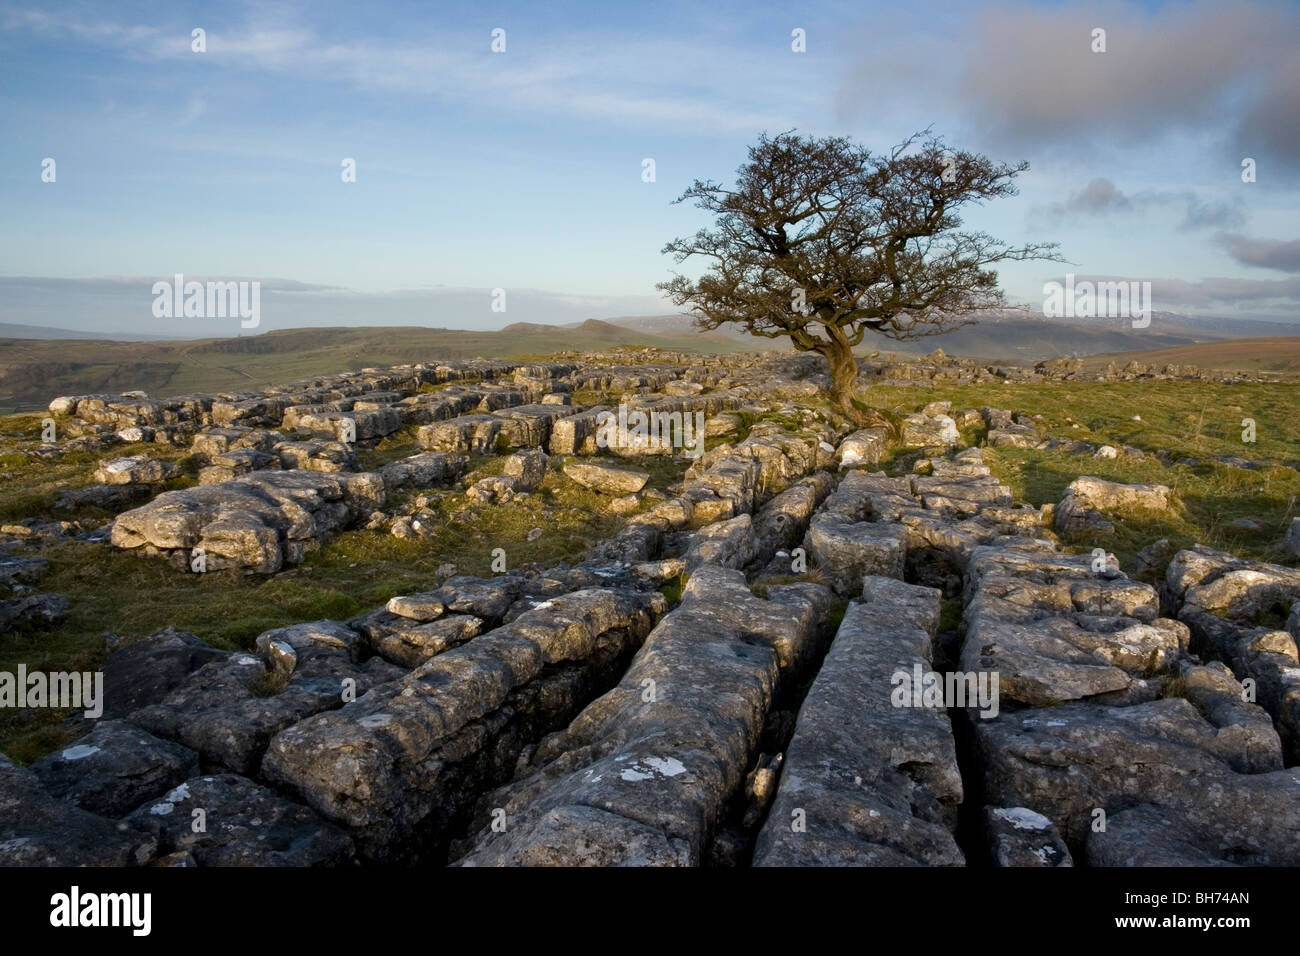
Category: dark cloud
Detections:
[
  {"x1": 1178, "y1": 197, "x2": 1247, "y2": 232},
  {"x1": 841, "y1": 1, "x2": 1300, "y2": 173},
  {"x1": 1216, "y1": 233, "x2": 1300, "y2": 273},
  {"x1": 1035, "y1": 180, "x2": 1245, "y2": 231},
  {"x1": 1235, "y1": 57, "x2": 1300, "y2": 177},
  {"x1": 1150, "y1": 274, "x2": 1300, "y2": 307},
  {"x1": 1066, "y1": 178, "x2": 1131, "y2": 214}
]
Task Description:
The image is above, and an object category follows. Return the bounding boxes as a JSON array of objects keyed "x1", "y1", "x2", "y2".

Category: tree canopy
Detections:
[{"x1": 659, "y1": 130, "x2": 1061, "y2": 423}]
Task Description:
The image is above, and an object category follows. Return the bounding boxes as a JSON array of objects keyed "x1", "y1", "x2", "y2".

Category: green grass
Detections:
[
  {"x1": 864, "y1": 379, "x2": 1297, "y2": 465},
  {"x1": 659, "y1": 572, "x2": 689, "y2": 606},
  {"x1": 0, "y1": 413, "x2": 197, "y2": 522},
  {"x1": 853, "y1": 379, "x2": 1300, "y2": 568}
]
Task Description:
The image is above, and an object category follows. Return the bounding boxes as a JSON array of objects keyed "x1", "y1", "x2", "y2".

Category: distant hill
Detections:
[
  {"x1": 4, "y1": 316, "x2": 1297, "y2": 414},
  {"x1": 600, "y1": 310, "x2": 1298, "y2": 360},
  {"x1": 0, "y1": 322, "x2": 175, "y2": 341},
  {"x1": 861, "y1": 316, "x2": 1208, "y2": 362},
  {"x1": 0, "y1": 321, "x2": 750, "y2": 413},
  {"x1": 1082, "y1": 337, "x2": 1300, "y2": 374}
]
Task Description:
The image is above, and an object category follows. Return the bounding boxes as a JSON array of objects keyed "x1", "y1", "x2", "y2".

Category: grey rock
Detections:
[
  {"x1": 101, "y1": 627, "x2": 230, "y2": 719},
  {"x1": 456, "y1": 568, "x2": 827, "y2": 866},
  {"x1": 30, "y1": 721, "x2": 198, "y2": 818},
  {"x1": 0, "y1": 555, "x2": 48, "y2": 589},
  {"x1": 0, "y1": 753, "x2": 156, "y2": 866},
  {"x1": 754, "y1": 578, "x2": 964, "y2": 866},
  {"x1": 502, "y1": 448, "x2": 548, "y2": 491},
  {"x1": 837, "y1": 428, "x2": 889, "y2": 468},
  {"x1": 417, "y1": 415, "x2": 502, "y2": 454},
  {"x1": 0, "y1": 593, "x2": 68, "y2": 629},
  {"x1": 806, "y1": 512, "x2": 906, "y2": 596},
  {"x1": 264, "y1": 587, "x2": 666, "y2": 862},
  {"x1": 563, "y1": 460, "x2": 649, "y2": 496},
  {"x1": 976, "y1": 698, "x2": 1300, "y2": 864},
  {"x1": 901, "y1": 413, "x2": 959, "y2": 448},
  {"x1": 111, "y1": 469, "x2": 386, "y2": 571},
  {"x1": 984, "y1": 807, "x2": 1072, "y2": 867},
  {"x1": 1285, "y1": 518, "x2": 1300, "y2": 557},
  {"x1": 377, "y1": 452, "x2": 467, "y2": 492},
  {"x1": 351, "y1": 611, "x2": 483, "y2": 668},
  {"x1": 124, "y1": 774, "x2": 354, "y2": 866},
  {"x1": 1054, "y1": 476, "x2": 1172, "y2": 536},
  {"x1": 1086, "y1": 804, "x2": 1238, "y2": 866},
  {"x1": 93, "y1": 454, "x2": 181, "y2": 485}
]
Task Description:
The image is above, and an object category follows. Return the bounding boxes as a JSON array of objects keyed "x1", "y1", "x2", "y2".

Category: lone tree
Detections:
[{"x1": 659, "y1": 131, "x2": 1060, "y2": 426}]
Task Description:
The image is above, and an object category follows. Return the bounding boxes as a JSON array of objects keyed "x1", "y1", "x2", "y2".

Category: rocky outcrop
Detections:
[
  {"x1": 30, "y1": 721, "x2": 198, "y2": 818},
  {"x1": 455, "y1": 567, "x2": 829, "y2": 866},
  {"x1": 0, "y1": 754, "x2": 156, "y2": 866},
  {"x1": 123, "y1": 774, "x2": 355, "y2": 866},
  {"x1": 959, "y1": 544, "x2": 1182, "y2": 708},
  {"x1": 110, "y1": 470, "x2": 388, "y2": 571},
  {"x1": 15, "y1": 354, "x2": 1300, "y2": 872},
  {"x1": 1165, "y1": 545, "x2": 1300, "y2": 763},
  {"x1": 93, "y1": 455, "x2": 181, "y2": 485},
  {"x1": 562, "y1": 460, "x2": 649, "y2": 496},
  {"x1": 963, "y1": 537, "x2": 1300, "y2": 866},
  {"x1": 754, "y1": 577, "x2": 964, "y2": 866},
  {"x1": 262, "y1": 587, "x2": 666, "y2": 862},
  {"x1": 1053, "y1": 476, "x2": 1173, "y2": 535}
]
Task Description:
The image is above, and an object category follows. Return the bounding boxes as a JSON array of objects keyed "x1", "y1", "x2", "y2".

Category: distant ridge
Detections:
[
  {"x1": 1083, "y1": 336, "x2": 1300, "y2": 374},
  {"x1": 0, "y1": 322, "x2": 749, "y2": 413},
  {"x1": 0, "y1": 321, "x2": 179, "y2": 341}
]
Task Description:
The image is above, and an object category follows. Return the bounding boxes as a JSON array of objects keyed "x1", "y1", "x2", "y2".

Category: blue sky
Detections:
[{"x1": 1, "y1": 0, "x2": 1298, "y2": 335}]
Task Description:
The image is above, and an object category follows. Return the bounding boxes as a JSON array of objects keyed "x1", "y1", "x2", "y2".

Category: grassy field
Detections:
[{"x1": 867, "y1": 378, "x2": 1300, "y2": 567}]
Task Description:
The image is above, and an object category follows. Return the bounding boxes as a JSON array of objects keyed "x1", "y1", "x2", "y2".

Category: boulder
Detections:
[
  {"x1": 417, "y1": 415, "x2": 502, "y2": 454},
  {"x1": 101, "y1": 627, "x2": 230, "y2": 719},
  {"x1": 265, "y1": 588, "x2": 666, "y2": 862},
  {"x1": 1054, "y1": 476, "x2": 1172, "y2": 535},
  {"x1": 1285, "y1": 518, "x2": 1300, "y2": 557},
  {"x1": 984, "y1": 807, "x2": 1072, "y2": 867},
  {"x1": 0, "y1": 593, "x2": 68, "y2": 629},
  {"x1": 502, "y1": 448, "x2": 548, "y2": 491},
  {"x1": 30, "y1": 721, "x2": 199, "y2": 818},
  {"x1": 837, "y1": 428, "x2": 889, "y2": 469},
  {"x1": 110, "y1": 470, "x2": 385, "y2": 571},
  {"x1": 806, "y1": 513, "x2": 906, "y2": 595},
  {"x1": 563, "y1": 460, "x2": 649, "y2": 496},
  {"x1": 377, "y1": 452, "x2": 467, "y2": 492},
  {"x1": 901, "y1": 413, "x2": 959, "y2": 448},
  {"x1": 93, "y1": 455, "x2": 180, "y2": 485}
]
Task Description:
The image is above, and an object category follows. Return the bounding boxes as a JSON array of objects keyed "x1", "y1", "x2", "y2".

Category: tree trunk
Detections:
[{"x1": 822, "y1": 334, "x2": 871, "y2": 426}]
